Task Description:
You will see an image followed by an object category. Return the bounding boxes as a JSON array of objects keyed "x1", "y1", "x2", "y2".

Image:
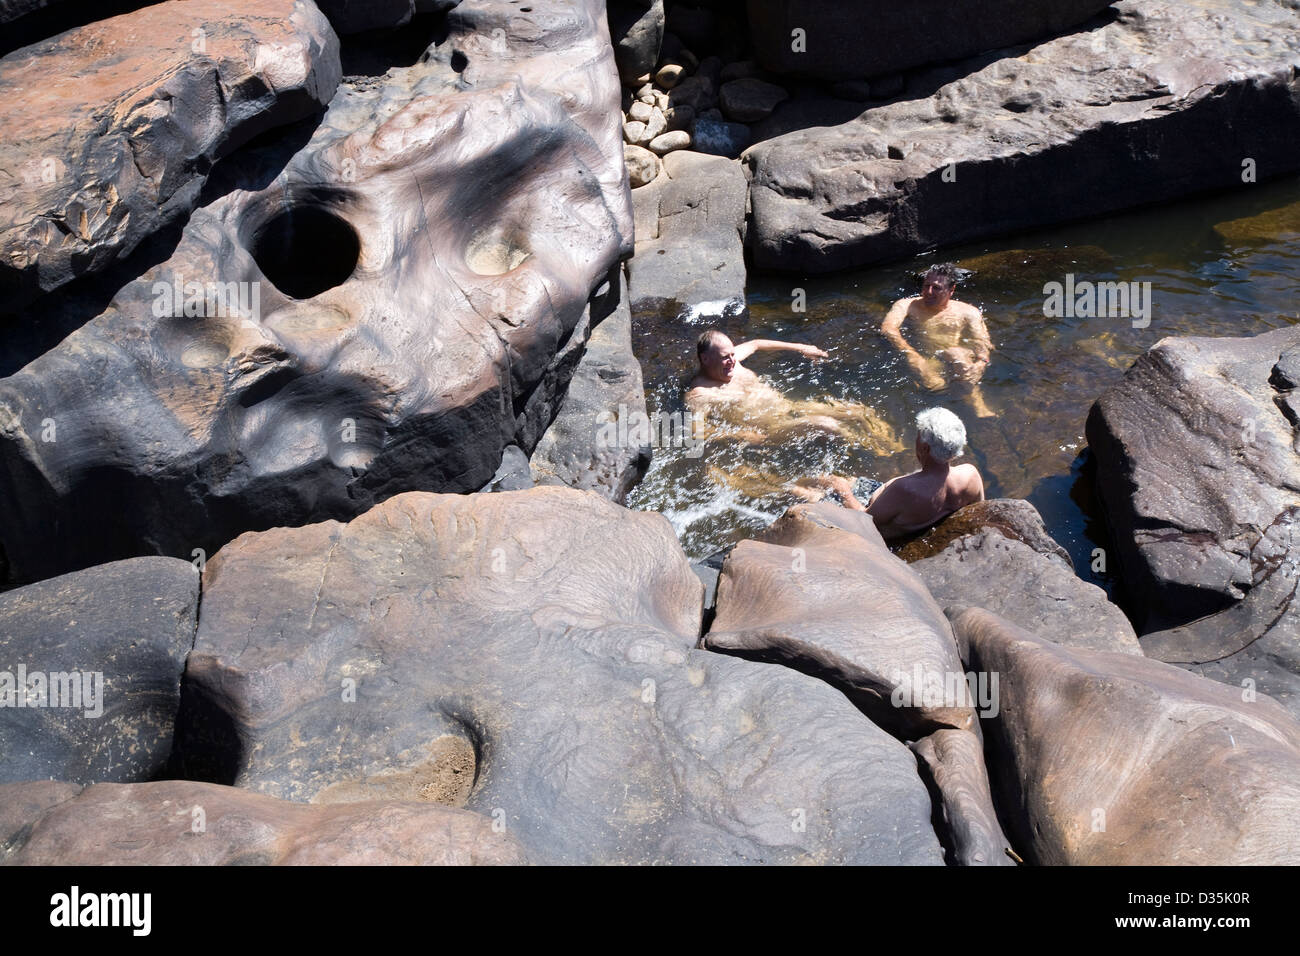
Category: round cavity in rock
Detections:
[
  {"x1": 311, "y1": 735, "x2": 478, "y2": 807},
  {"x1": 464, "y1": 230, "x2": 530, "y2": 276},
  {"x1": 181, "y1": 340, "x2": 229, "y2": 369},
  {"x1": 251, "y1": 206, "x2": 360, "y2": 300}
]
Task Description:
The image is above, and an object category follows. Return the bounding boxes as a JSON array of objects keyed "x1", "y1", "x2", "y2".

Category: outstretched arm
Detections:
[
  {"x1": 882, "y1": 299, "x2": 944, "y2": 390},
  {"x1": 733, "y1": 338, "x2": 829, "y2": 362}
]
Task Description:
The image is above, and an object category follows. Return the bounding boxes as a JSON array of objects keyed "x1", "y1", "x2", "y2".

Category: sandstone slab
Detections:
[{"x1": 2, "y1": 780, "x2": 527, "y2": 865}]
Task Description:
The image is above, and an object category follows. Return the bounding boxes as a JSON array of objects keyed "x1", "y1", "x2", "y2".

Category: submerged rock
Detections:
[
  {"x1": 0, "y1": 0, "x2": 633, "y2": 587},
  {"x1": 952, "y1": 606, "x2": 1300, "y2": 865},
  {"x1": 174, "y1": 488, "x2": 944, "y2": 864},
  {"x1": 746, "y1": 0, "x2": 1300, "y2": 272}
]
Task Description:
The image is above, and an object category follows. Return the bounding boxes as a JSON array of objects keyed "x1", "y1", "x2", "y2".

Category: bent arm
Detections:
[
  {"x1": 882, "y1": 299, "x2": 943, "y2": 387},
  {"x1": 965, "y1": 308, "x2": 993, "y2": 372},
  {"x1": 733, "y1": 338, "x2": 828, "y2": 362}
]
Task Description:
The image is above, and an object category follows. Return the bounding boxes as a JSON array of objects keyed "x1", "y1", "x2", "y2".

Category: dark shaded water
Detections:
[{"x1": 627, "y1": 176, "x2": 1300, "y2": 597}]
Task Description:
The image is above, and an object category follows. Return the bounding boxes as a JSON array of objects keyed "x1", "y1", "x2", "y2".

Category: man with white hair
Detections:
[{"x1": 797, "y1": 407, "x2": 984, "y2": 540}]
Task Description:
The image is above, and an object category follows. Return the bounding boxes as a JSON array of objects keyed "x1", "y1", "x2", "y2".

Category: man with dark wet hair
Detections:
[{"x1": 882, "y1": 263, "x2": 994, "y2": 417}]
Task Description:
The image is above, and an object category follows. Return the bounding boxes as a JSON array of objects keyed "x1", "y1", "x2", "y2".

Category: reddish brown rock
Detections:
[
  {"x1": 706, "y1": 502, "x2": 977, "y2": 737},
  {"x1": 1, "y1": 780, "x2": 528, "y2": 865},
  {"x1": 0, "y1": 0, "x2": 341, "y2": 310},
  {"x1": 951, "y1": 606, "x2": 1300, "y2": 865}
]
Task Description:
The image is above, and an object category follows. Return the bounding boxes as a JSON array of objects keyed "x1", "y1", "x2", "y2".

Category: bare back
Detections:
[{"x1": 866, "y1": 463, "x2": 984, "y2": 540}]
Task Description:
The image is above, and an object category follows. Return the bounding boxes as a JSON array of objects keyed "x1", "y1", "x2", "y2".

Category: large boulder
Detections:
[
  {"x1": 0, "y1": 0, "x2": 341, "y2": 312},
  {"x1": 608, "y1": 0, "x2": 664, "y2": 82},
  {"x1": 705, "y1": 502, "x2": 977, "y2": 737},
  {"x1": 174, "y1": 488, "x2": 944, "y2": 864},
  {"x1": 1, "y1": 780, "x2": 528, "y2": 864},
  {"x1": 911, "y1": 729, "x2": 1015, "y2": 866},
  {"x1": 904, "y1": 500, "x2": 1142, "y2": 656},
  {"x1": 628, "y1": 149, "x2": 747, "y2": 320},
  {"x1": 746, "y1": 0, "x2": 1300, "y2": 273},
  {"x1": 1087, "y1": 326, "x2": 1300, "y2": 718},
  {"x1": 0, "y1": 0, "x2": 634, "y2": 587},
  {"x1": 745, "y1": 0, "x2": 1113, "y2": 81},
  {"x1": 530, "y1": 273, "x2": 652, "y2": 503},
  {"x1": 0, "y1": 557, "x2": 197, "y2": 784},
  {"x1": 951, "y1": 606, "x2": 1300, "y2": 865}
]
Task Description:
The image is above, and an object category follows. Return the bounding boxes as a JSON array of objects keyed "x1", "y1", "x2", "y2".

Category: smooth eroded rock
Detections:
[
  {"x1": 746, "y1": 0, "x2": 1300, "y2": 272},
  {"x1": 0, "y1": 0, "x2": 633, "y2": 587},
  {"x1": 0, "y1": 557, "x2": 197, "y2": 784},
  {"x1": 951, "y1": 606, "x2": 1300, "y2": 865},
  {"x1": 174, "y1": 488, "x2": 944, "y2": 864}
]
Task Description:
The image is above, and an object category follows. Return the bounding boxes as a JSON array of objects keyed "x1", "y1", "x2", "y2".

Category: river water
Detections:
[{"x1": 627, "y1": 175, "x2": 1300, "y2": 598}]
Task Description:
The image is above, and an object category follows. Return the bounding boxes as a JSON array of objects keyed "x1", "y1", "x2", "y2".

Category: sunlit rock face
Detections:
[
  {"x1": 0, "y1": 0, "x2": 633, "y2": 586},
  {"x1": 0, "y1": 0, "x2": 342, "y2": 310},
  {"x1": 746, "y1": 0, "x2": 1300, "y2": 273}
]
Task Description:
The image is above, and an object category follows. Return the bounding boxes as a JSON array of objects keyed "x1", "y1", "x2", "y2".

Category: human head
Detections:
[
  {"x1": 915, "y1": 407, "x2": 966, "y2": 463},
  {"x1": 697, "y1": 329, "x2": 736, "y2": 381},
  {"x1": 921, "y1": 262, "x2": 960, "y2": 308}
]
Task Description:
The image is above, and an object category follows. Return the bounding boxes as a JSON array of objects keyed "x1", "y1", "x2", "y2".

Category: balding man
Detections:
[{"x1": 686, "y1": 329, "x2": 898, "y2": 451}]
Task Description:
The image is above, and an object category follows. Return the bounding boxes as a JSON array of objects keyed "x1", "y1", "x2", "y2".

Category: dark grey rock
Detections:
[
  {"x1": 692, "y1": 117, "x2": 753, "y2": 158},
  {"x1": 530, "y1": 274, "x2": 652, "y2": 503},
  {"x1": 745, "y1": 0, "x2": 1114, "y2": 81},
  {"x1": 0, "y1": 0, "x2": 633, "y2": 588},
  {"x1": 608, "y1": 0, "x2": 664, "y2": 82},
  {"x1": 0, "y1": 557, "x2": 197, "y2": 785},
  {"x1": 745, "y1": 0, "x2": 1300, "y2": 273}
]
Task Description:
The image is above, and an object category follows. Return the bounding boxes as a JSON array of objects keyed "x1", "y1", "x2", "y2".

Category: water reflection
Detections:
[{"x1": 627, "y1": 177, "x2": 1300, "y2": 596}]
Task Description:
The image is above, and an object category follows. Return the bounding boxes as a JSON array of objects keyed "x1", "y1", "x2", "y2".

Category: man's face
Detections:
[
  {"x1": 703, "y1": 337, "x2": 737, "y2": 381},
  {"x1": 921, "y1": 273, "x2": 953, "y2": 308}
]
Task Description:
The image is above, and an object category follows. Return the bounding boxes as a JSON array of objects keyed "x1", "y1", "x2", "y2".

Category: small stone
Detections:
[
  {"x1": 648, "y1": 130, "x2": 691, "y2": 155},
  {"x1": 656, "y1": 63, "x2": 685, "y2": 89},
  {"x1": 645, "y1": 106, "x2": 668, "y2": 141},
  {"x1": 624, "y1": 120, "x2": 649, "y2": 145},
  {"x1": 719, "y1": 77, "x2": 789, "y2": 123},
  {"x1": 678, "y1": 49, "x2": 699, "y2": 71},
  {"x1": 632, "y1": 72, "x2": 652, "y2": 86},
  {"x1": 636, "y1": 82, "x2": 653, "y2": 99},
  {"x1": 628, "y1": 101, "x2": 654, "y2": 123},
  {"x1": 624, "y1": 144, "x2": 661, "y2": 188},
  {"x1": 652, "y1": 89, "x2": 670, "y2": 110},
  {"x1": 692, "y1": 117, "x2": 751, "y2": 158},
  {"x1": 667, "y1": 74, "x2": 715, "y2": 112},
  {"x1": 696, "y1": 55, "x2": 724, "y2": 87}
]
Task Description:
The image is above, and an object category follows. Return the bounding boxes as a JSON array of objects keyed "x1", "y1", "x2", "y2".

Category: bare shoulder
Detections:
[{"x1": 955, "y1": 463, "x2": 984, "y2": 496}]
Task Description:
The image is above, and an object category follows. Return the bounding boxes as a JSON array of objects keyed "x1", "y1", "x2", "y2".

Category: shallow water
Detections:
[{"x1": 627, "y1": 175, "x2": 1300, "y2": 596}]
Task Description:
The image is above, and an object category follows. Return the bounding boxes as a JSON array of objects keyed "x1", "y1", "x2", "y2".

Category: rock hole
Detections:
[
  {"x1": 251, "y1": 206, "x2": 360, "y2": 300},
  {"x1": 450, "y1": 50, "x2": 468, "y2": 73}
]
